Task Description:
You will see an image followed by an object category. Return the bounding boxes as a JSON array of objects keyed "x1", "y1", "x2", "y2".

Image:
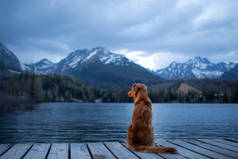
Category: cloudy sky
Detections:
[{"x1": 1, "y1": 0, "x2": 238, "y2": 70}]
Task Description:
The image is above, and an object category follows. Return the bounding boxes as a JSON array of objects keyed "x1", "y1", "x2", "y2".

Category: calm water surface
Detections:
[{"x1": 0, "y1": 103, "x2": 238, "y2": 143}]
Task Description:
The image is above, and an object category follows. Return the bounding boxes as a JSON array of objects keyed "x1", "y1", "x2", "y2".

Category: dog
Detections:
[{"x1": 126, "y1": 83, "x2": 177, "y2": 153}]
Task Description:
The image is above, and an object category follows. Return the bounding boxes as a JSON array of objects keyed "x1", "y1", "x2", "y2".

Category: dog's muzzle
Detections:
[{"x1": 128, "y1": 91, "x2": 133, "y2": 97}]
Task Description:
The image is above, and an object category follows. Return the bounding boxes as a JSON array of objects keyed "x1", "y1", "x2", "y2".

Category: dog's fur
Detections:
[{"x1": 126, "y1": 83, "x2": 177, "y2": 153}]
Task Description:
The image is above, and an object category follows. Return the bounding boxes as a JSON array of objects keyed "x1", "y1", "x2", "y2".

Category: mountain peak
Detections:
[
  {"x1": 23, "y1": 58, "x2": 56, "y2": 74},
  {"x1": 156, "y1": 56, "x2": 235, "y2": 79},
  {"x1": 93, "y1": 46, "x2": 106, "y2": 50},
  {"x1": 194, "y1": 56, "x2": 206, "y2": 60},
  {"x1": 37, "y1": 58, "x2": 54, "y2": 65},
  {"x1": 188, "y1": 56, "x2": 210, "y2": 65},
  {"x1": 170, "y1": 61, "x2": 177, "y2": 67},
  {"x1": 92, "y1": 47, "x2": 109, "y2": 55},
  {"x1": 41, "y1": 58, "x2": 51, "y2": 61},
  {"x1": 55, "y1": 47, "x2": 132, "y2": 73}
]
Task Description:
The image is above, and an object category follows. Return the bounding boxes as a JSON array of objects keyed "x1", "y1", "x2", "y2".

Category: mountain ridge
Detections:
[
  {"x1": 23, "y1": 58, "x2": 56, "y2": 74},
  {"x1": 155, "y1": 56, "x2": 235, "y2": 79},
  {"x1": 23, "y1": 47, "x2": 160, "y2": 90},
  {"x1": 2, "y1": 42, "x2": 237, "y2": 83}
]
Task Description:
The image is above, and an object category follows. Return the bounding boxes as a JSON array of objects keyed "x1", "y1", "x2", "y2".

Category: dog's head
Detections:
[{"x1": 128, "y1": 83, "x2": 148, "y2": 98}]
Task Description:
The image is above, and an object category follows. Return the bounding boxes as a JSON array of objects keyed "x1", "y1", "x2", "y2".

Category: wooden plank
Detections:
[
  {"x1": 187, "y1": 139, "x2": 238, "y2": 159},
  {"x1": 157, "y1": 152, "x2": 185, "y2": 159},
  {"x1": 0, "y1": 145, "x2": 12, "y2": 156},
  {"x1": 24, "y1": 143, "x2": 50, "y2": 159},
  {"x1": 215, "y1": 139, "x2": 238, "y2": 147},
  {"x1": 226, "y1": 138, "x2": 238, "y2": 143},
  {"x1": 0, "y1": 144, "x2": 32, "y2": 159},
  {"x1": 132, "y1": 151, "x2": 164, "y2": 159},
  {"x1": 104, "y1": 142, "x2": 138, "y2": 159},
  {"x1": 154, "y1": 142, "x2": 186, "y2": 159},
  {"x1": 121, "y1": 143, "x2": 163, "y2": 159},
  {"x1": 155, "y1": 139, "x2": 209, "y2": 159},
  {"x1": 87, "y1": 142, "x2": 116, "y2": 159},
  {"x1": 198, "y1": 139, "x2": 238, "y2": 152},
  {"x1": 168, "y1": 139, "x2": 232, "y2": 159},
  {"x1": 71, "y1": 143, "x2": 91, "y2": 159},
  {"x1": 1, "y1": 140, "x2": 238, "y2": 159},
  {"x1": 47, "y1": 143, "x2": 68, "y2": 159}
]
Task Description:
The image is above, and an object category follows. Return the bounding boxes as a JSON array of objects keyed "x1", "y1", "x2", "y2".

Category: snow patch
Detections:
[
  {"x1": 41, "y1": 60, "x2": 53, "y2": 65},
  {"x1": 8, "y1": 69, "x2": 21, "y2": 74},
  {"x1": 69, "y1": 56, "x2": 82, "y2": 68},
  {"x1": 192, "y1": 69, "x2": 223, "y2": 78},
  {"x1": 99, "y1": 54, "x2": 129, "y2": 65},
  {"x1": 83, "y1": 50, "x2": 97, "y2": 62}
]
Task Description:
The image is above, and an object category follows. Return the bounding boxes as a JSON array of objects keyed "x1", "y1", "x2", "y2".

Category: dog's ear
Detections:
[
  {"x1": 134, "y1": 84, "x2": 141, "y2": 96},
  {"x1": 135, "y1": 88, "x2": 140, "y2": 96},
  {"x1": 132, "y1": 83, "x2": 137, "y2": 88}
]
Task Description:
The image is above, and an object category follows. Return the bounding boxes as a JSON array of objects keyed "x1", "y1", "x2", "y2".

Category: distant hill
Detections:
[
  {"x1": 155, "y1": 57, "x2": 235, "y2": 79},
  {"x1": 0, "y1": 43, "x2": 22, "y2": 71},
  {"x1": 221, "y1": 64, "x2": 238, "y2": 80},
  {"x1": 177, "y1": 83, "x2": 202, "y2": 95}
]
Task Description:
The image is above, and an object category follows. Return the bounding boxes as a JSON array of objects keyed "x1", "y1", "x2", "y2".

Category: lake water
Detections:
[{"x1": 0, "y1": 103, "x2": 238, "y2": 143}]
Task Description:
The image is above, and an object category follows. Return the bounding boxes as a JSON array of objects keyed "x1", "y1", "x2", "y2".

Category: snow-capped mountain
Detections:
[
  {"x1": 55, "y1": 47, "x2": 131, "y2": 73},
  {"x1": 156, "y1": 57, "x2": 235, "y2": 79},
  {"x1": 0, "y1": 42, "x2": 22, "y2": 71},
  {"x1": 21, "y1": 47, "x2": 159, "y2": 90},
  {"x1": 23, "y1": 58, "x2": 56, "y2": 74},
  {"x1": 55, "y1": 47, "x2": 159, "y2": 90}
]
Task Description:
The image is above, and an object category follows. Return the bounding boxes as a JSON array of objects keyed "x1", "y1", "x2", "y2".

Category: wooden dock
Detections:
[{"x1": 0, "y1": 138, "x2": 238, "y2": 159}]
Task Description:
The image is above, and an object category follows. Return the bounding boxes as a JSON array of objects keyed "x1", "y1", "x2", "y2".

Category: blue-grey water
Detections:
[{"x1": 0, "y1": 103, "x2": 238, "y2": 143}]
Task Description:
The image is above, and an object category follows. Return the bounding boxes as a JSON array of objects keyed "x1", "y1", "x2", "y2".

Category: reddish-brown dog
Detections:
[{"x1": 126, "y1": 83, "x2": 177, "y2": 153}]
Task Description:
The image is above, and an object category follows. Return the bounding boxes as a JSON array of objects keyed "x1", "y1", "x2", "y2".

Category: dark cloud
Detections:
[{"x1": 0, "y1": 0, "x2": 238, "y2": 68}]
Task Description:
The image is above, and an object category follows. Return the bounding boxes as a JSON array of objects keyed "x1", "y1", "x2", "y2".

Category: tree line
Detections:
[{"x1": 0, "y1": 72, "x2": 238, "y2": 106}]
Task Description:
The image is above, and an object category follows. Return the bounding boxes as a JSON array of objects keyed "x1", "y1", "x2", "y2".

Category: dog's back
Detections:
[
  {"x1": 127, "y1": 83, "x2": 177, "y2": 154},
  {"x1": 127, "y1": 100, "x2": 154, "y2": 146}
]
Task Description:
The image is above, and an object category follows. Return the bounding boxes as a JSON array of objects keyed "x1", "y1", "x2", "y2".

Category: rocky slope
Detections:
[{"x1": 0, "y1": 43, "x2": 22, "y2": 71}]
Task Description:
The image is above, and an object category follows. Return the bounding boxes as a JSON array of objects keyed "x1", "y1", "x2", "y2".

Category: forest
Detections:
[{"x1": 1, "y1": 71, "x2": 238, "y2": 110}]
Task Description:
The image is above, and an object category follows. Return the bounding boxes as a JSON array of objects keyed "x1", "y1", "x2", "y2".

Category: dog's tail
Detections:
[{"x1": 128, "y1": 144, "x2": 177, "y2": 154}]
